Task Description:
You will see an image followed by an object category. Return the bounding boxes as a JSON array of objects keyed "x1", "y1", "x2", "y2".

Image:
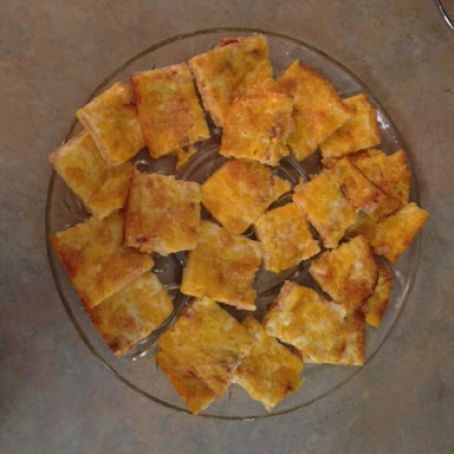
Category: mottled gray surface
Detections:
[{"x1": 1, "y1": 1, "x2": 453, "y2": 453}]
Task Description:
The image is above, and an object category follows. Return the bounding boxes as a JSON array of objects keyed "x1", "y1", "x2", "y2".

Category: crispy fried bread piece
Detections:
[
  {"x1": 278, "y1": 60, "x2": 352, "y2": 160},
  {"x1": 234, "y1": 316, "x2": 303, "y2": 411},
  {"x1": 132, "y1": 64, "x2": 209, "y2": 159},
  {"x1": 189, "y1": 34, "x2": 272, "y2": 126},
  {"x1": 219, "y1": 79, "x2": 293, "y2": 166},
  {"x1": 180, "y1": 221, "x2": 262, "y2": 310},
  {"x1": 309, "y1": 236, "x2": 378, "y2": 312},
  {"x1": 358, "y1": 202, "x2": 429, "y2": 262},
  {"x1": 90, "y1": 272, "x2": 173, "y2": 356},
  {"x1": 158, "y1": 297, "x2": 252, "y2": 398},
  {"x1": 49, "y1": 131, "x2": 134, "y2": 218},
  {"x1": 264, "y1": 282, "x2": 365, "y2": 365},
  {"x1": 50, "y1": 213, "x2": 153, "y2": 309},
  {"x1": 254, "y1": 203, "x2": 320, "y2": 273},
  {"x1": 320, "y1": 93, "x2": 380, "y2": 159},
  {"x1": 364, "y1": 264, "x2": 393, "y2": 327},
  {"x1": 76, "y1": 82, "x2": 144, "y2": 165},
  {"x1": 201, "y1": 159, "x2": 291, "y2": 235},
  {"x1": 124, "y1": 171, "x2": 201, "y2": 255},
  {"x1": 349, "y1": 149, "x2": 410, "y2": 207}
]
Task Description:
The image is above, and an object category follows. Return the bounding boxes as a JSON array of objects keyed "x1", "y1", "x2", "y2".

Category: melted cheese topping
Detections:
[
  {"x1": 234, "y1": 316, "x2": 303, "y2": 411},
  {"x1": 132, "y1": 64, "x2": 209, "y2": 158},
  {"x1": 254, "y1": 203, "x2": 320, "y2": 273},
  {"x1": 365, "y1": 264, "x2": 393, "y2": 327},
  {"x1": 309, "y1": 235, "x2": 378, "y2": 312},
  {"x1": 320, "y1": 93, "x2": 380, "y2": 159},
  {"x1": 219, "y1": 78, "x2": 293, "y2": 166},
  {"x1": 158, "y1": 297, "x2": 252, "y2": 400},
  {"x1": 278, "y1": 60, "x2": 352, "y2": 160},
  {"x1": 50, "y1": 213, "x2": 153, "y2": 309},
  {"x1": 264, "y1": 282, "x2": 365, "y2": 366},
  {"x1": 189, "y1": 34, "x2": 272, "y2": 127},
  {"x1": 124, "y1": 171, "x2": 201, "y2": 255},
  {"x1": 201, "y1": 158, "x2": 291, "y2": 235},
  {"x1": 76, "y1": 82, "x2": 144, "y2": 165},
  {"x1": 90, "y1": 272, "x2": 173, "y2": 356},
  {"x1": 180, "y1": 221, "x2": 262, "y2": 310}
]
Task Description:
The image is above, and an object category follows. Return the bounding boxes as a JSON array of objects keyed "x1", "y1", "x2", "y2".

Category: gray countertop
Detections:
[{"x1": 1, "y1": 1, "x2": 453, "y2": 453}]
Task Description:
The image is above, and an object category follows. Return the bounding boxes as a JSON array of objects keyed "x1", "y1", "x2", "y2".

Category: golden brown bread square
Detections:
[
  {"x1": 90, "y1": 272, "x2": 173, "y2": 356},
  {"x1": 201, "y1": 158, "x2": 291, "y2": 235},
  {"x1": 76, "y1": 82, "x2": 144, "y2": 165},
  {"x1": 50, "y1": 213, "x2": 153, "y2": 310},
  {"x1": 364, "y1": 264, "x2": 393, "y2": 327},
  {"x1": 180, "y1": 221, "x2": 263, "y2": 310},
  {"x1": 189, "y1": 34, "x2": 272, "y2": 127},
  {"x1": 320, "y1": 93, "x2": 380, "y2": 159},
  {"x1": 278, "y1": 60, "x2": 352, "y2": 161},
  {"x1": 234, "y1": 316, "x2": 303, "y2": 411},
  {"x1": 254, "y1": 203, "x2": 320, "y2": 273},
  {"x1": 264, "y1": 281, "x2": 365, "y2": 366},
  {"x1": 309, "y1": 235, "x2": 378, "y2": 312},
  {"x1": 124, "y1": 171, "x2": 201, "y2": 255},
  {"x1": 357, "y1": 202, "x2": 429, "y2": 262},
  {"x1": 158, "y1": 297, "x2": 252, "y2": 399},
  {"x1": 219, "y1": 78, "x2": 293, "y2": 166},
  {"x1": 132, "y1": 64, "x2": 209, "y2": 159},
  {"x1": 49, "y1": 131, "x2": 134, "y2": 219}
]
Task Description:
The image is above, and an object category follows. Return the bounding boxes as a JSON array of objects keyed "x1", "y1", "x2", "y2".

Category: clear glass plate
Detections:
[{"x1": 46, "y1": 28, "x2": 420, "y2": 419}]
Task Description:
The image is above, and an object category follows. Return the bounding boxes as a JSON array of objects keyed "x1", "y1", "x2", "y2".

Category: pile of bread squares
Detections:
[{"x1": 49, "y1": 35, "x2": 428, "y2": 414}]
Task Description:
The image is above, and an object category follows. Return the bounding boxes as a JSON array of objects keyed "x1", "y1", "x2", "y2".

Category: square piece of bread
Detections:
[
  {"x1": 234, "y1": 316, "x2": 303, "y2": 411},
  {"x1": 278, "y1": 60, "x2": 352, "y2": 161},
  {"x1": 254, "y1": 203, "x2": 320, "y2": 273},
  {"x1": 50, "y1": 213, "x2": 153, "y2": 310},
  {"x1": 76, "y1": 82, "x2": 144, "y2": 165},
  {"x1": 180, "y1": 221, "x2": 263, "y2": 310},
  {"x1": 124, "y1": 171, "x2": 201, "y2": 255},
  {"x1": 90, "y1": 272, "x2": 173, "y2": 356},
  {"x1": 49, "y1": 131, "x2": 134, "y2": 218},
  {"x1": 359, "y1": 202, "x2": 429, "y2": 262},
  {"x1": 219, "y1": 79, "x2": 293, "y2": 166},
  {"x1": 201, "y1": 159, "x2": 291, "y2": 235},
  {"x1": 264, "y1": 282, "x2": 365, "y2": 366},
  {"x1": 349, "y1": 149, "x2": 410, "y2": 207},
  {"x1": 132, "y1": 63, "x2": 209, "y2": 159},
  {"x1": 320, "y1": 94, "x2": 380, "y2": 159},
  {"x1": 364, "y1": 264, "x2": 393, "y2": 327},
  {"x1": 156, "y1": 349, "x2": 217, "y2": 415},
  {"x1": 158, "y1": 297, "x2": 252, "y2": 399},
  {"x1": 293, "y1": 168, "x2": 356, "y2": 248},
  {"x1": 189, "y1": 34, "x2": 272, "y2": 127},
  {"x1": 309, "y1": 235, "x2": 378, "y2": 312}
]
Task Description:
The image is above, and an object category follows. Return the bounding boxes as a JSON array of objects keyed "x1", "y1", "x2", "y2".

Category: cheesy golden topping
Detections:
[
  {"x1": 124, "y1": 171, "x2": 201, "y2": 255},
  {"x1": 90, "y1": 272, "x2": 173, "y2": 356},
  {"x1": 234, "y1": 316, "x2": 303, "y2": 411},
  {"x1": 264, "y1": 281, "x2": 365, "y2": 366},
  {"x1": 278, "y1": 60, "x2": 352, "y2": 161},
  {"x1": 364, "y1": 264, "x2": 393, "y2": 327},
  {"x1": 219, "y1": 78, "x2": 293, "y2": 166},
  {"x1": 254, "y1": 203, "x2": 320, "y2": 273},
  {"x1": 76, "y1": 82, "x2": 144, "y2": 165},
  {"x1": 201, "y1": 158, "x2": 291, "y2": 235},
  {"x1": 320, "y1": 93, "x2": 381, "y2": 159},
  {"x1": 189, "y1": 34, "x2": 272, "y2": 127},
  {"x1": 132, "y1": 64, "x2": 209, "y2": 159},
  {"x1": 309, "y1": 235, "x2": 378, "y2": 312},
  {"x1": 50, "y1": 213, "x2": 153, "y2": 310},
  {"x1": 158, "y1": 297, "x2": 252, "y2": 399},
  {"x1": 180, "y1": 221, "x2": 263, "y2": 310}
]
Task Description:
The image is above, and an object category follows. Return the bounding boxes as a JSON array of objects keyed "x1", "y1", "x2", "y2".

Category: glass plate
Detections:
[{"x1": 46, "y1": 28, "x2": 420, "y2": 419}]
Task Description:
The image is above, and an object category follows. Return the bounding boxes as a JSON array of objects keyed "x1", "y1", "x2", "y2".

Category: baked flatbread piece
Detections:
[{"x1": 364, "y1": 264, "x2": 393, "y2": 327}]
